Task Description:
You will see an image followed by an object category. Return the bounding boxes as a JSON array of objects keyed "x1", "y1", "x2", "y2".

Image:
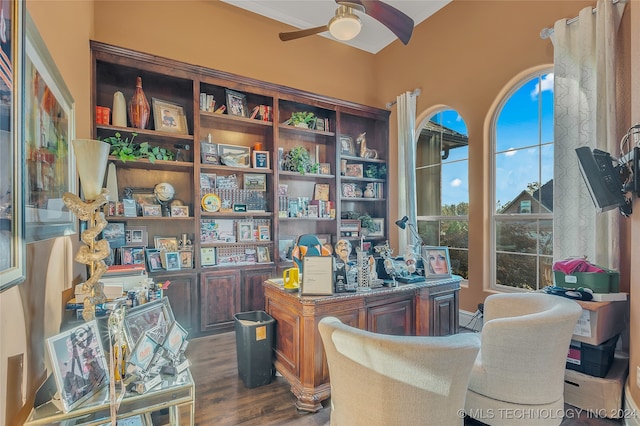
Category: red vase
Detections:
[{"x1": 128, "y1": 76, "x2": 150, "y2": 129}]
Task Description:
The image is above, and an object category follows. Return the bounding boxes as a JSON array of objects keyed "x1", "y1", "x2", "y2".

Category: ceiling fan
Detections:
[{"x1": 278, "y1": 0, "x2": 414, "y2": 45}]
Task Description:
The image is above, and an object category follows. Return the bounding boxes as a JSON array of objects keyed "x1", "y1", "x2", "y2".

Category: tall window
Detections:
[
  {"x1": 492, "y1": 70, "x2": 554, "y2": 290},
  {"x1": 416, "y1": 110, "x2": 469, "y2": 278}
]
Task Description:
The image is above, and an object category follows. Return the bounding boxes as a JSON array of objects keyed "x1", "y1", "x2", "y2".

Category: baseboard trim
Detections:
[
  {"x1": 459, "y1": 309, "x2": 483, "y2": 332},
  {"x1": 624, "y1": 383, "x2": 640, "y2": 426}
]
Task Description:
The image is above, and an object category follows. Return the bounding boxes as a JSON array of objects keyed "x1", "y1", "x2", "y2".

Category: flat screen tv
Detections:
[{"x1": 575, "y1": 147, "x2": 631, "y2": 215}]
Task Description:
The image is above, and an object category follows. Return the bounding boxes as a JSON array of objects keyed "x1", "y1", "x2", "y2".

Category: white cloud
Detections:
[
  {"x1": 505, "y1": 148, "x2": 517, "y2": 157},
  {"x1": 530, "y1": 73, "x2": 554, "y2": 100},
  {"x1": 450, "y1": 178, "x2": 462, "y2": 187}
]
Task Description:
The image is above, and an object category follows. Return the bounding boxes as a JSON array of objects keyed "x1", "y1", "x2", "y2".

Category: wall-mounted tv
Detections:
[{"x1": 575, "y1": 147, "x2": 631, "y2": 216}]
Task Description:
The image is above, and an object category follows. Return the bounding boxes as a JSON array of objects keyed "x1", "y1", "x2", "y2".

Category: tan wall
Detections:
[{"x1": 2, "y1": 0, "x2": 638, "y2": 423}]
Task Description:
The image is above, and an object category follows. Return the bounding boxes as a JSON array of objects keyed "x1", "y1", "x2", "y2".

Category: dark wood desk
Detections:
[{"x1": 263, "y1": 276, "x2": 461, "y2": 412}]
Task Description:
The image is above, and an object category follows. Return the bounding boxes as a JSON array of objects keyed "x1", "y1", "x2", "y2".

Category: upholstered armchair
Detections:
[
  {"x1": 465, "y1": 293, "x2": 582, "y2": 425},
  {"x1": 318, "y1": 316, "x2": 480, "y2": 426}
]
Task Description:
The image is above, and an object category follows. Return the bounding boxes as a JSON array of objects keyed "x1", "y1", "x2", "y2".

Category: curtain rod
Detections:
[
  {"x1": 386, "y1": 88, "x2": 421, "y2": 108},
  {"x1": 540, "y1": 0, "x2": 622, "y2": 39}
]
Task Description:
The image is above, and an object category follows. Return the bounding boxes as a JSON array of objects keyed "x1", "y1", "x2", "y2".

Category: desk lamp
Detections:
[
  {"x1": 62, "y1": 139, "x2": 111, "y2": 321},
  {"x1": 395, "y1": 216, "x2": 424, "y2": 246},
  {"x1": 394, "y1": 216, "x2": 426, "y2": 281}
]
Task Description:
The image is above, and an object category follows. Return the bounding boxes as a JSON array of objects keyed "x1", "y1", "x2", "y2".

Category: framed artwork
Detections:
[
  {"x1": 200, "y1": 247, "x2": 216, "y2": 266},
  {"x1": 163, "y1": 251, "x2": 181, "y2": 271},
  {"x1": 237, "y1": 222, "x2": 254, "y2": 242},
  {"x1": 142, "y1": 204, "x2": 162, "y2": 217},
  {"x1": 319, "y1": 163, "x2": 331, "y2": 175},
  {"x1": 244, "y1": 173, "x2": 266, "y2": 191},
  {"x1": 341, "y1": 183, "x2": 358, "y2": 198},
  {"x1": 145, "y1": 248, "x2": 163, "y2": 272},
  {"x1": 101, "y1": 222, "x2": 125, "y2": 249},
  {"x1": 124, "y1": 246, "x2": 145, "y2": 265},
  {"x1": 218, "y1": 144, "x2": 250, "y2": 168},
  {"x1": 171, "y1": 205, "x2": 189, "y2": 217},
  {"x1": 46, "y1": 320, "x2": 109, "y2": 413},
  {"x1": 152, "y1": 98, "x2": 188, "y2": 134},
  {"x1": 200, "y1": 141, "x2": 219, "y2": 165},
  {"x1": 258, "y1": 225, "x2": 270, "y2": 241},
  {"x1": 368, "y1": 218, "x2": 385, "y2": 237},
  {"x1": 225, "y1": 89, "x2": 248, "y2": 117},
  {"x1": 257, "y1": 246, "x2": 270, "y2": 263},
  {"x1": 339, "y1": 135, "x2": 356, "y2": 156},
  {"x1": 0, "y1": 0, "x2": 25, "y2": 291},
  {"x1": 252, "y1": 150, "x2": 270, "y2": 169},
  {"x1": 313, "y1": 183, "x2": 329, "y2": 201},
  {"x1": 154, "y1": 236, "x2": 178, "y2": 252},
  {"x1": 301, "y1": 256, "x2": 334, "y2": 296},
  {"x1": 25, "y1": 12, "x2": 76, "y2": 243},
  {"x1": 122, "y1": 297, "x2": 175, "y2": 348},
  {"x1": 127, "y1": 332, "x2": 158, "y2": 373},
  {"x1": 179, "y1": 249, "x2": 193, "y2": 269},
  {"x1": 421, "y1": 246, "x2": 452, "y2": 279},
  {"x1": 345, "y1": 163, "x2": 363, "y2": 178},
  {"x1": 124, "y1": 225, "x2": 148, "y2": 247}
]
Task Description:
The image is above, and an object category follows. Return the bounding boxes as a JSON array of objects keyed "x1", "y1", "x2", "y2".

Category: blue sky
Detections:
[{"x1": 435, "y1": 73, "x2": 554, "y2": 208}]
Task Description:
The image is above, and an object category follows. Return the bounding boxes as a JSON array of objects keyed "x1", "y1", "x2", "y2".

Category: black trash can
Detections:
[{"x1": 233, "y1": 310, "x2": 275, "y2": 388}]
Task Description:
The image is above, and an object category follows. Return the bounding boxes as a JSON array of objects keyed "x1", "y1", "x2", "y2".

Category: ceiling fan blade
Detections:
[
  {"x1": 279, "y1": 25, "x2": 329, "y2": 41},
  {"x1": 337, "y1": 0, "x2": 414, "y2": 45}
]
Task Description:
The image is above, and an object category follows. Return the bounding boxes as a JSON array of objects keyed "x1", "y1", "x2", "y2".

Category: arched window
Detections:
[
  {"x1": 492, "y1": 70, "x2": 554, "y2": 290},
  {"x1": 416, "y1": 109, "x2": 469, "y2": 278}
]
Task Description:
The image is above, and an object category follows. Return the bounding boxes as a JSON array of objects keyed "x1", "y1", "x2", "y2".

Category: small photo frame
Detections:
[
  {"x1": 257, "y1": 246, "x2": 270, "y2": 263},
  {"x1": 258, "y1": 225, "x2": 270, "y2": 241},
  {"x1": 301, "y1": 256, "x2": 334, "y2": 296},
  {"x1": 341, "y1": 183, "x2": 358, "y2": 198},
  {"x1": 123, "y1": 297, "x2": 175, "y2": 348},
  {"x1": 237, "y1": 222, "x2": 254, "y2": 242},
  {"x1": 368, "y1": 218, "x2": 385, "y2": 237},
  {"x1": 345, "y1": 163, "x2": 363, "y2": 178},
  {"x1": 125, "y1": 226, "x2": 148, "y2": 247},
  {"x1": 121, "y1": 246, "x2": 146, "y2": 265},
  {"x1": 154, "y1": 236, "x2": 179, "y2": 252},
  {"x1": 319, "y1": 163, "x2": 331, "y2": 175},
  {"x1": 252, "y1": 150, "x2": 270, "y2": 169},
  {"x1": 201, "y1": 142, "x2": 219, "y2": 165},
  {"x1": 339, "y1": 135, "x2": 356, "y2": 155},
  {"x1": 46, "y1": 320, "x2": 109, "y2": 413},
  {"x1": 244, "y1": 173, "x2": 267, "y2": 191},
  {"x1": 163, "y1": 251, "x2": 181, "y2": 271},
  {"x1": 127, "y1": 332, "x2": 158, "y2": 372},
  {"x1": 421, "y1": 246, "x2": 452, "y2": 279},
  {"x1": 179, "y1": 250, "x2": 193, "y2": 269},
  {"x1": 200, "y1": 247, "x2": 217, "y2": 266},
  {"x1": 143, "y1": 204, "x2": 162, "y2": 217},
  {"x1": 102, "y1": 222, "x2": 126, "y2": 249},
  {"x1": 218, "y1": 144, "x2": 251, "y2": 168},
  {"x1": 152, "y1": 98, "x2": 188, "y2": 134},
  {"x1": 145, "y1": 248, "x2": 163, "y2": 272},
  {"x1": 171, "y1": 205, "x2": 189, "y2": 217},
  {"x1": 225, "y1": 89, "x2": 248, "y2": 117}
]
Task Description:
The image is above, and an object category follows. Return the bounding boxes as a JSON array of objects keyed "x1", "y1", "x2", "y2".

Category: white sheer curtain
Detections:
[
  {"x1": 552, "y1": 0, "x2": 625, "y2": 268},
  {"x1": 396, "y1": 92, "x2": 417, "y2": 249}
]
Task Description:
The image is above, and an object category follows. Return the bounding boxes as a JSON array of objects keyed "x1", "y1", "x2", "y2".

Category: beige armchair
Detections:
[
  {"x1": 465, "y1": 293, "x2": 582, "y2": 425},
  {"x1": 318, "y1": 316, "x2": 480, "y2": 426}
]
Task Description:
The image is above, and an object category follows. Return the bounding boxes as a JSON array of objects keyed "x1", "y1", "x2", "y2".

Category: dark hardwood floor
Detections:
[{"x1": 186, "y1": 332, "x2": 623, "y2": 426}]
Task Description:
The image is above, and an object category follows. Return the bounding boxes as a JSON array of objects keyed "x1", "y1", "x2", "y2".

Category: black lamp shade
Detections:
[{"x1": 395, "y1": 216, "x2": 409, "y2": 229}]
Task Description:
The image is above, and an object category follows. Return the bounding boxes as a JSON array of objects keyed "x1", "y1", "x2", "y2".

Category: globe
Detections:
[{"x1": 154, "y1": 182, "x2": 175, "y2": 202}]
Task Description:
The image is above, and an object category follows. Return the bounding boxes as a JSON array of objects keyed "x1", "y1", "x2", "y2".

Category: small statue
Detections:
[{"x1": 356, "y1": 132, "x2": 378, "y2": 159}]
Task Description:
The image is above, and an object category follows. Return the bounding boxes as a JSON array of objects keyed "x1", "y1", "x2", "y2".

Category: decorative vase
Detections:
[
  {"x1": 112, "y1": 91, "x2": 127, "y2": 127},
  {"x1": 128, "y1": 77, "x2": 150, "y2": 129}
]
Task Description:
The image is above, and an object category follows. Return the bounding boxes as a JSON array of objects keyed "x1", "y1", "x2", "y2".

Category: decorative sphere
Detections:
[{"x1": 154, "y1": 182, "x2": 175, "y2": 202}]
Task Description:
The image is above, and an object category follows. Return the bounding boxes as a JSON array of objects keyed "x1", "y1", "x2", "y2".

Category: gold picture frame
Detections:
[{"x1": 152, "y1": 97, "x2": 188, "y2": 134}]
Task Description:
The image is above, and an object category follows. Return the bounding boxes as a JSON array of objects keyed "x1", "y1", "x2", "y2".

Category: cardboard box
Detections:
[
  {"x1": 564, "y1": 356, "x2": 629, "y2": 418},
  {"x1": 572, "y1": 299, "x2": 628, "y2": 345}
]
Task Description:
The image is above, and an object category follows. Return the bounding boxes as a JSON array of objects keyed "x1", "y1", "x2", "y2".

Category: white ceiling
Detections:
[{"x1": 221, "y1": 0, "x2": 451, "y2": 54}]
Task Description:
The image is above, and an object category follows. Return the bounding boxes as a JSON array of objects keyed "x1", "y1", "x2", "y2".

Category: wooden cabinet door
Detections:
[
  {"x1": 200, "y1": 270, "x2": 241, "y2": 333},
  {"x1": 154, "y1": 272, "x2": 196, "y2": 334},
  {"x1": 431, "y1": 291, "x2": 458, "y2": 336},
  {"x1": 367, "y1": 298, "x2": 414, "y2": 336},
  {"x1": 243, "y1": 267, "x2": 276, "y2": 312}
]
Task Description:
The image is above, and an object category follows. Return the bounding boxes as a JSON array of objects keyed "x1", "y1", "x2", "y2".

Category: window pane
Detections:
[
  {"x1": 442, "y1": 161, "x2": 469, "y2": 207},
  {"x1": 449, "y1": 248, "x2": 468, "y2": 279},
  {"x1": 541, "y1": 73, "x2": 554, "y2": 143},
  {"x1": 496, "y1": 78, "x2": 543, "y2": 153},
  {"x1": 540, "y1": 255, "x2": 554, "y2": 288},
  {"x1": 416, "y1": 166, "x2": 440, "y2": 216},
  {"x1": 496, "y1": 252, "x2": 537, "y2": 290},
  {"x1": 539, "y1": 219, "x2": 553, "y2": 255},
  {"x1": 495, "y1": 220, "x2": 538, "y2": 254},
  {"x1": 495, "y1": 148, "x2": 540, "y2": 213}
]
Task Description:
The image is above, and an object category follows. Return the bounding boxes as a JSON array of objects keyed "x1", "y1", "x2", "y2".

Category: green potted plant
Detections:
[
  {"x1": 287, "y1": 111, "x2": 316, "y2": 129},
  {"x1": 101, "y1": 132, "x2": 174, "y2": 163},
  {"x1": 282, "y1": 146, "x2": 319, "y2": 175}
]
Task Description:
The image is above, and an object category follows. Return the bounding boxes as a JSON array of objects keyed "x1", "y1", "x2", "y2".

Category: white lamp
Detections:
[{"x1": 329, "y1": 6, "x2": 362, "y2": 41}]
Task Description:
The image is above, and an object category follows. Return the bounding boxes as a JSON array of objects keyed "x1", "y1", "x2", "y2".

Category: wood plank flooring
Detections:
[{"x1": 186, "y1": 332, "x2": 623, "y2": 426}]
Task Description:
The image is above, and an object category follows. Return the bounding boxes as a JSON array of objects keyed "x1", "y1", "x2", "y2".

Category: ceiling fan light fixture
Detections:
[{"x1": 329, "y1": 8, "x2": 361, "y2": 41}]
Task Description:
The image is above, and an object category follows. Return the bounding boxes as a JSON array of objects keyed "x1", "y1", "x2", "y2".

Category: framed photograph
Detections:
[
  {"x1": 252, "y1": 150, "x2": 270, "y2": 169},
  {"x1": 368, "y1": 218, "x2": 385, "y2": 237},
  {"x1": 125, "y1": 225, "x2": 148, "y2": 247},
  {"x1": 225, "y1": 88, "x2": 248, "y2": 117},
  {"x1": 101, "y1": 222, "x2": 125, "y2": 249},
  {"x1": 163, "y1": 251, "x2": 181, "y2": 271},
  {"x1": 200, "y1": 141, "x2": 219, "y2": 165},
  {"x1": 46, "y1": 320, "x2": 109, "y2": 413},
  {"x1": 123, "y1": 297, "x2": 175, "y2": 348},
  {"x1": 0, "y1": 0, "x2": 25, "y2": 290},
  {"x1": 154, "y1": 236, "x2": 178, "y2": 252},
  {"x1": 301, "y1": 256, "x2": 334, "y2": 296},
  {"x1": 163, "y1": 322, "x2": 188, "y2": 357},
  {"x1": 421, "y1": 246, "x2": 452, "y2": 279},
  {"x1": 25, "y1": 13, "x2": 76, "y2": 243},
  {"x1": 145, "y1": 248, "x2": 163, "y2": 272},
  {"x1": 171, "y1": 205, "x2": 189, "y2": 217},
  {"x1": 314, "y1": 183, "x2": 329, "y2": 201},
  {"x1": 257, "y1": 246, "x2": 270, "y2": 263},
  {"x1": 200, "y1": 247, "x2": 216, "y2": 266},
  {"x1": 142, "y1": 204, "x2": 162, "y2": 217},
  {"x1": 179, "y1": 250, "x2": 193, "y2": 269},
  {"x1": 218, "y1": 143, "x2": 251, "y2": 168},
  {"x1": 152, "y1": 97, "x2": 188, "y2": 135},
  {"x1": 345, "y1": 163, "x2": 364, "y2": 178},
  {"x1": 127, "y1": 332, "x2": 158, "y2": 372},
  {"x1": 341, "y1": 183, "x2": 358, "y2": 198},
  {"x1": 244, "y1": 173, "x2": 266, "y2": 191},
  {"x1": 339, "y1": 135, "x2": 356, "y2": 156},
  {"x1": 237, "y1": 222, "x2": 254, "y2": 242},
  {"x1": 121, "y1": 246, "x2": 145, "y2": 266},
  {"x1": 319, "y1": 163, "x2": 331, "y2": 175}
]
